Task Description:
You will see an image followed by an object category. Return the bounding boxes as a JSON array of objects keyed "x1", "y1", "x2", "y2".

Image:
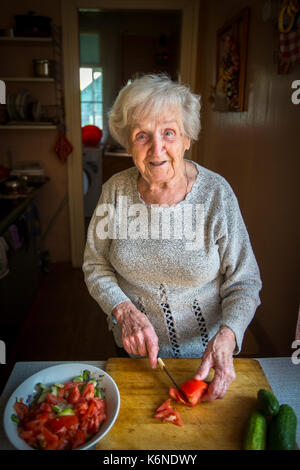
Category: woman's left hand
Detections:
[{"x1": 194, "y1": 325, "x2": 236, "y2": 401}]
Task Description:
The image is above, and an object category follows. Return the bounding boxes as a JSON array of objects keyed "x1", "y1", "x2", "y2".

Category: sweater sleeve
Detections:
[
  {"x1": 217, "y1": 185, "x2": 262, "y2": 354},
  {"x1": 82, "y1": 181, "x2": 131, "y2": 316}
]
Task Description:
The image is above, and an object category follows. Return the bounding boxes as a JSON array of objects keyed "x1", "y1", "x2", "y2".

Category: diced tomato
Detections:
[
  {"x1": 154, "y1": 398, "x2": 183, "y2": 427},
  {"x1": 25, "y1": 411, "x2": 50, "y2": 432},
  {"x1": 14, "y1": 375, "x2": 107, "y2": 450},
  {"x1": 180, "y1": 378, "x2": 208, "y2": 406},
  {"x1": 41, "y1": 426, "x2": 59, "y2": 444},
  {"x1": 169, "y1": 387, "x2": 191, "y2": 406},
  {"x1": 64, "y1": 381, "x2": 87, "y2": 390},
  {"x1": 18, "y1": 428, "x2": 36, "y2": 446},
  {"x1": 154, "y1": 407, "x2": 183, "y2": 426},
  {"x1": 81, "y1": 383, "x2": 95, "y2": 400},
  {"x1": 13, "y1": 402, "x2": 29, "y2": 420},
  {"x1": 57, "y1": 387, "x2": 65, "y2": 399},
  {"x1": 45, "y1": 392, "x2": 67, "y2": 406},
  {"x1": 74, "y1": 401, "x2": 88, "y2": 416},
  {"x1": 72, "y1": 429, "x2": 87, "y2": 449},
  {"x1": 68, "y1": 385, "x2": 81, "y2": 404},
  {"x1": 155, "y1": 399, "x2": 172, "y2": 412},
  {"x1": 39, "y1": 402, "x2": 52, "y2": 413},
  {"x1": 93, "y1": 397, "x2": 106, "y2": 411},
  {"x1": 85, "y1": 401, "x2": 95, "y2": 418},
  {"x1": 48, "y1": 415, "x2": 79, "y2": 433}
]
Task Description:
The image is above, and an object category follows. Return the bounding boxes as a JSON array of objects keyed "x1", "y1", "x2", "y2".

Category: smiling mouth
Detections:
[{"x1": 149, "y1": 161, "x2": 166, "y2": 167}]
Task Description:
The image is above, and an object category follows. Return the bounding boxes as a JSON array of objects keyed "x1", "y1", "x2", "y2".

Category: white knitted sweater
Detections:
[{"x1": 82, "y1": 161, "x2": 262, "y2": 357}]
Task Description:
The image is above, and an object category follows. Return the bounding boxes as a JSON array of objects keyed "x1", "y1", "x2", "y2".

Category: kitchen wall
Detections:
[
  {"x1": 0, "y1": 0, "x2": 71, "y2": 263},
  {"x1": 195, "y1": 0, "x2": 300, "y2": 355}
]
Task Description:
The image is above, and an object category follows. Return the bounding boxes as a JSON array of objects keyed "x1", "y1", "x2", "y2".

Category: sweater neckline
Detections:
[{"x1": 134, "y1": 159, "x2": 201, "y2": 209}]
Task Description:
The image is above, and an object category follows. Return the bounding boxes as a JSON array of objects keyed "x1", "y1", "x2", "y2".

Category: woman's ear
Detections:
[{"x1": 184, "y1": 137, "x2": 191, "y2": 151}]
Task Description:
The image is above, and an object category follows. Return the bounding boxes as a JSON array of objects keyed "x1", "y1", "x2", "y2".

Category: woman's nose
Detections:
[{"x1": 149, "y1": 135, "x2": 164, "y2": 156}]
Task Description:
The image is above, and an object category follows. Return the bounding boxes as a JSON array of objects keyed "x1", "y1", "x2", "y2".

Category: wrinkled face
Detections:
[{"x1": 127, "y1": 108, "x2": 191, "y2": 185}]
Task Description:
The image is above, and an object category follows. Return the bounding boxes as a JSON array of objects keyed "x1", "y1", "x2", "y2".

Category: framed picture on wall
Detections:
[{"x1": 210, "y1": 7, "x2": 250, "y2": 112}]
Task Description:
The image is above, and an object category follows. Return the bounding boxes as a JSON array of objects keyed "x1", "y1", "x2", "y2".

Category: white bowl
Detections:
[{"x1": 3, "y1": 363, "x2": 120, "y2": 450}]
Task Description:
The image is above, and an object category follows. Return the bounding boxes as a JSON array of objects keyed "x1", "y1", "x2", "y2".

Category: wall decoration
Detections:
[
  {"x1": 277, "y1": 0, "x2": 300, "y2": 74},
  {"x1": 210, "y1": 7, "x2": 250, "y2": 112}
]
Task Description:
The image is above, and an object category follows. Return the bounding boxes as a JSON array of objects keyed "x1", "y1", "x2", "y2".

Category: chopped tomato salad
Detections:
[{"x1": 11, "y1": 370, "x2": 107, "y2": 450}]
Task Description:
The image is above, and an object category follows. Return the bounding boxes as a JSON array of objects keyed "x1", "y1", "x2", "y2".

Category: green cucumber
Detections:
[
  {"x1": 83, "y1": 370, "x2": 90, "y2": 381},
  {"x1": 257, "y1": 389, "x2": 280, "y2": 417},
  {"x1": 50, "y1": 385, "x2": 58, "y2": 397},
  {"x1": 37, "y1": 390, "x2": 48, "y2": 404},
  {"x1": 243, "y1": 410, "x2": 267, "y2": 450},
  {"x1": 57, "y1": 407, "x2": 75, "y2": 416},
  {"x1": 11, "y1": 413, "x2": 20, "y2": 424},
  {"x1": 268, "y1": 404, "x2": 297, "y2": 450},
  {"x1": 73, "y1": 375, "x2": 83, "y2": 382}
]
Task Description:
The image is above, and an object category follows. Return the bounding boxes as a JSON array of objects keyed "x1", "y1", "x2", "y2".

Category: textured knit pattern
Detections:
[{"x1": 82, "y1": 161, "x2": 262, "y2": 357}]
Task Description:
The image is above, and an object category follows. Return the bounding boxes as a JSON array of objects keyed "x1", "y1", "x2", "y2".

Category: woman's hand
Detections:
[
  {"x1": 112, "y1": 301, "x2": 159, "y2": 369},
  {"x1": 194, "y1": 325, "x2": 236, "y2": 401}
]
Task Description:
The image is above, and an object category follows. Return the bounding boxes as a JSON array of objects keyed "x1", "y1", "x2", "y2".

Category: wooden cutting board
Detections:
[{"x1": 96, "y1": 357, "x2": 273, "y2": 450}]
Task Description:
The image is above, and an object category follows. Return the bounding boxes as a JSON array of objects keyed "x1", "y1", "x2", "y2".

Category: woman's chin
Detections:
[{"x1": 146, "y1": 168, "x2": 172, "y2": 184}]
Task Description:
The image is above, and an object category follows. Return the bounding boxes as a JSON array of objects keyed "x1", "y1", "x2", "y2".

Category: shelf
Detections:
[
  {"x1": 1, "y1": 77, "x2": 54, "y2": 82},
  {"x1": 0, "y1": 36, "x2": 52, "y2": 43},
  {"x1": 0, "y1": 123, "x2": 57, "y2": 130}
]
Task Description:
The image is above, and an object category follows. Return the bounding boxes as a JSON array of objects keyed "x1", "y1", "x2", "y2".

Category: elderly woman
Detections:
[{"x1": 83, "y1": 74, "x2": 262, "y2": 402}]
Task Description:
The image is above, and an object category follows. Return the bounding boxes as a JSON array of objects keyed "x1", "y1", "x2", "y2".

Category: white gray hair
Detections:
[{"x1": 108, "y1": 74, "x2": 201, "y2": 148}]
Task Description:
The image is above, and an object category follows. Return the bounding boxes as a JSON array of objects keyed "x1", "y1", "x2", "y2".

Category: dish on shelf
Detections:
[
  {"x1": 14, "y1": 90, "x2": 23, "y2": 119},
  {"x1": 19, "y1": 89, "x2": 32, "y2": 120},
  {"x1": 31, "y1": 100, "x2": 41, "y2": 122}
]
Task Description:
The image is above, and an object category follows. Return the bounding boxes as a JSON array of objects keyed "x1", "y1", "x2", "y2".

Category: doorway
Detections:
[
  {"x1": 78, "y1": 9, "x2": 182, "y2": 231},
  {"x1": 61, "y1": 0, "x2": 200, "y2": 267}
]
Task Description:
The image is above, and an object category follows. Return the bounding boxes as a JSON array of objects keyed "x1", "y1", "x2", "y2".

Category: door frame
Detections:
[{"x1": 61, "y1": 0, "x2": 200, "y2": 267}]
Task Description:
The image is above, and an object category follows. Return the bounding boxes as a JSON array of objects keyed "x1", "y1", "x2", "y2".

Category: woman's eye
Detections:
[
  {"x1": 165, "y1": 130, "x2": 175, "y2": 137},
  {"x1": 136, "y1": 133, "x2": 147, "y2": 141}
]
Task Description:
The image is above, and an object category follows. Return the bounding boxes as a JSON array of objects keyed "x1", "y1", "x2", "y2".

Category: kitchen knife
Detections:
[{"x1": 157, "y1": 357, "x2": 190, "y2": 402}]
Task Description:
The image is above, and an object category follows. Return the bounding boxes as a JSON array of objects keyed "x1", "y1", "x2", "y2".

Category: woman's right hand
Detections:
[{"x1": 112, "y1": 301, "x2": 159, "y2": 368}]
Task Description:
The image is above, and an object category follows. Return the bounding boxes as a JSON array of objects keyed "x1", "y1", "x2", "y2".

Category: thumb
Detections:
[{"x1": 194, "y1": 355, "x2": 213, "y2": 381}]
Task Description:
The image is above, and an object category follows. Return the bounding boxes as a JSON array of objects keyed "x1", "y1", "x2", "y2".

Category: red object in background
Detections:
[
  {"x1": 82, "y1": 125, "x2": 102, "y2": 147},
  {"x1": 54, "y1": 132, "x2": 73, "y2": 162}
]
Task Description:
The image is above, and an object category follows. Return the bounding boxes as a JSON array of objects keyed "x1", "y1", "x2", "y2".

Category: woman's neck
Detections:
[{"x1": 138, "y1": 161, "x2": 193, "y2": 206}]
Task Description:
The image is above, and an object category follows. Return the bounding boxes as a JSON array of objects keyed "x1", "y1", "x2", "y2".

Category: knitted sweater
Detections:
[{"x1": 82, "y1": 161, "x2": 262, "y2": 357}]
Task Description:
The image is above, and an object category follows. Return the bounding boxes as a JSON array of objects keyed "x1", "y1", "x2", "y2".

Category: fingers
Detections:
[
  {"x1": 202, "y1": 362, "x2": 236, "y2": 402},
  {"x1": 121, "y1": 313, "x2": 159, "y2": 367},
  {"x1": 144, "y1": 330, "x2": 159, "y2": 369},
  {"x1": 123, "y1": 333, "x2": 144, "y2": 357},
  {"x1": 194, "y1": 353, "x2": 213, "y2": 381}
]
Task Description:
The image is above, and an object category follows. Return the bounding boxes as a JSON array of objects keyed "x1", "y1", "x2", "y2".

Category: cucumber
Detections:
[
  {"x1": 243, "y1": 410, "x2": 267, "y2": 450},
  {"x1": 257, "y1": 389, "x2": 280, "y2": 417},
  {"x1": 268, "y1": 404, "x2": 297, "y2": 450}
]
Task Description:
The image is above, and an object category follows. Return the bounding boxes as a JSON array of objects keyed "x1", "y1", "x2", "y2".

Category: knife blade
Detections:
[{"x1": 157, "y1": 357, "x2": 190, "y2": 403}]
